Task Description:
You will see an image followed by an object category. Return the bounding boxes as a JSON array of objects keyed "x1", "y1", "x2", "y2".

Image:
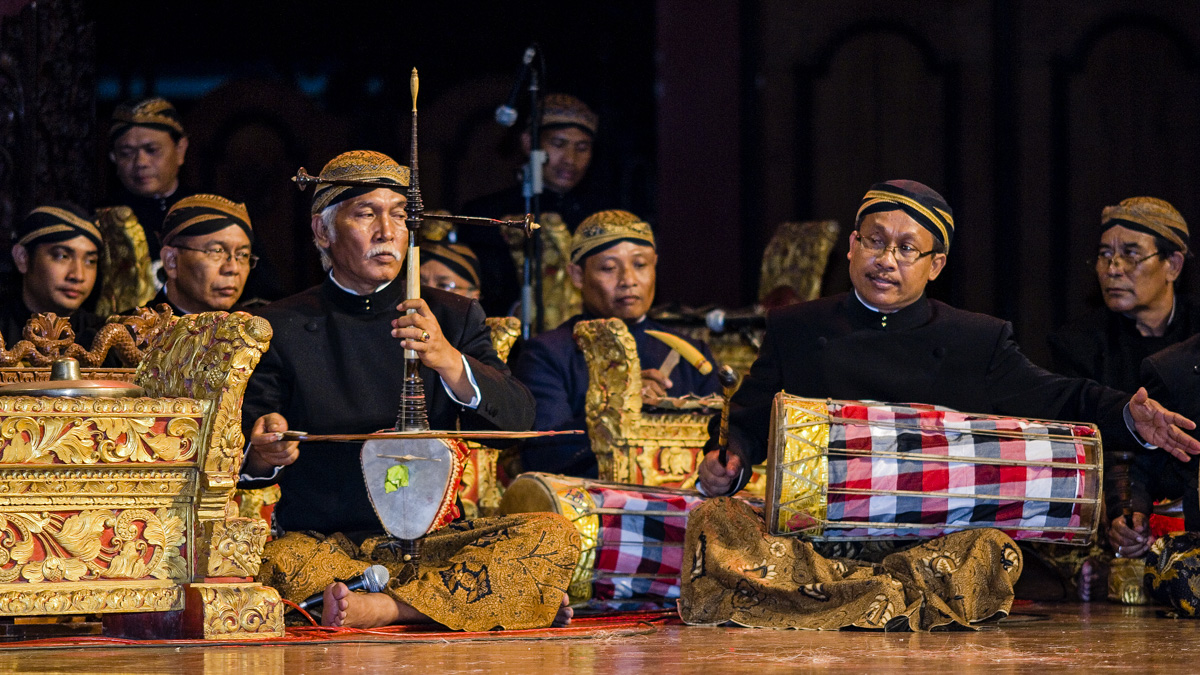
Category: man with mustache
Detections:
[
  {"x1": 0, "y1": 203, "x2": 107, "y2": 348},
  {"x1": 239, "y1": 151, "x2": 578, "y2": 632},
  {"x1": 512, "y1": 209, "x2": 721, "y2": 478},
  {"x1": 687, "y1": 180, "x2": 1200, "y2": 631},
  {"x1": 153, "y1": 194, "x2": 255, "y2": 315},
  {"x1": 460, "y1": 93, "x2": 608, "y2": 316}
]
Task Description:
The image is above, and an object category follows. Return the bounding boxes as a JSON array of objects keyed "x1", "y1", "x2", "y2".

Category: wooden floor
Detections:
[{"x1": 1, "y1": 602, "x2": 1197, "y2": 673}]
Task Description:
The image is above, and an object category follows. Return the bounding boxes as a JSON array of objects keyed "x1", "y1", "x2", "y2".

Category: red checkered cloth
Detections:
[
  {"x1": 588, "y1": 485, "x2": 704, "y2": 603},
  {"x1": 822, "y1": 402, "x2": 1095, "y2": 542}
]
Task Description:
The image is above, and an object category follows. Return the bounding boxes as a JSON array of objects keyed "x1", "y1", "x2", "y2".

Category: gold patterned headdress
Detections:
[
  {"x1": 17, "y1": 203, "x2": 102, "y2": 248},
  {"x1": 539, "y1": 93, "x2": 599, "y2": 137},
  {"x1": 856, "y1": 180, "x2": 955, "y2": 253},
  {"x1": 1101, "y1": 196, "x2": 1190, "y2": 255},
  {"x1": 109, "y1": 97, "x2": 185, "y2": 143},
  {"x1": 570, "y1": 210, "x2": 655, "y2": 264},
  {"x1": 162, "y1": 194, "x2": 253, "y2": 245},
  {"x1": 310, "y1": 150, "x2": 411, "y2": 215}
]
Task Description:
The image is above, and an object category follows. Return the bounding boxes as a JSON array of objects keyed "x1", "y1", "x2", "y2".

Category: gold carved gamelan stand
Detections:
[
  {"x1": 573, "y1": 317, "x2": 766, "y2": 495},
  {"x1": 0, "y1": 309, "x2": 284, "y2": 639}
]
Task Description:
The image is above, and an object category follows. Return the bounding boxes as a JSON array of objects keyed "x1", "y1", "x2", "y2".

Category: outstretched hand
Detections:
[{"x1": 1128, "y1": 387, "x2": 1200, "y2": 462}]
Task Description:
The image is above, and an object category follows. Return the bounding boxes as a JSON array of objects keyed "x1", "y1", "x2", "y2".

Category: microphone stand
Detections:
[{"x1": 521, "y1": 66, "x2": 546, "y2": 337}]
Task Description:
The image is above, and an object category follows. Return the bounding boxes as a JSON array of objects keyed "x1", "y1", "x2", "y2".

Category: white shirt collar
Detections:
[
  {"x1": 329, "y1": 271, "x2": 393, "y2": 296},
  {"x1": 854, "y1": 289, "x2": 896, "y2": 314}
]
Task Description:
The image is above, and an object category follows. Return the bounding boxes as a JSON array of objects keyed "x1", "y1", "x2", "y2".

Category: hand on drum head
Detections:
[
  {"x1": 246, "y1": 413, "x2": 300, "y2": 476},
  {"x1": 698, "y1": 449, "x2": 743, "y2": 497},
  {"x1": 1108, "y1": 512, "x2": 1151, "y2": 559},
  {"x1": 1128, "y1": 388, "x2": 1200, "y2": 462}
]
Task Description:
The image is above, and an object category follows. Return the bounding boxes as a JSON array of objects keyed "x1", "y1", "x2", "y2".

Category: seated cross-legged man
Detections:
[
  {"x1": 0, "y1": 203, "x2": 107, "y2": 346},
  {"x1": 690, "y1": 180, "x2": 1200, "y2": 631},
  {"x1": 1043, "y1": 197, "x2": 1195, "y2": 599},
  {"x1": 239, "y1": 151, "x2": 580, "y2": 630},
  {"x1": 512, "y1": 210, "x2": 722, "y2": 478},
  {"x1": 154, "y1": 194, "x2": 256, "y2": 315}
]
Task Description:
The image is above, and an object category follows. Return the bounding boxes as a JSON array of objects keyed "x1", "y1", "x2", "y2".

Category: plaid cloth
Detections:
[
  {"x1": 823, "y1": 402, "x2": 1095, "y2": 542},
  {"x1": 588, "y1": 485, "x2": 704, "y2": 602}
]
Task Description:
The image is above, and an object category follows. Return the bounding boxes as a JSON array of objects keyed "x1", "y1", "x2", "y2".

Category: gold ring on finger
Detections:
[{"x1": 421, "y1": 330, "x2": 430, "y2": 342}]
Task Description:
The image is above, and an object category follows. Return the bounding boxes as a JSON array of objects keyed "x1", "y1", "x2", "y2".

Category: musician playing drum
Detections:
[
  {"x1": 690, "y1": 179, "x2": 1200, "y2": 631},
  {"x1": 239, "y1": 150, "x2": 580, "y2": 631}
]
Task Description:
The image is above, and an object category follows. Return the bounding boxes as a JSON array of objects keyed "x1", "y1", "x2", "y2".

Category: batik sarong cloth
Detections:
[
  {"x1": 680, "y1": 497, "x2": 1022, "y2": 630},
  {"x1": 258, "y1": 513, "x2": 581, "y2": 630}
]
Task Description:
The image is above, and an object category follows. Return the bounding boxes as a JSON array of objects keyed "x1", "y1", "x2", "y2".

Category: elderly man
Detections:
[
  {"x1": 512, "y1": 209, "x2": 721, "y2": 478},
  {"x1": 0, "y1": 203, "x2": 106, "y2": 347},
  {"x1": 1049, "y1": 196, "x2": 1197, "y2": 393},
  {"x1": 460, "y1": 93, "x2": 608, "y2": 316},
  {"x1": 152, "y1": 194, "x2": 255, "y2": 314},
  {"x1": 239, "y1": 151, "x2": 578, "y2": 632},
  {"x1": 687, "y1": 180, "x2": 1200, "y2": 631},
  {"x1": 105, "y1": 97, "x2": 192, "y2": 239}
]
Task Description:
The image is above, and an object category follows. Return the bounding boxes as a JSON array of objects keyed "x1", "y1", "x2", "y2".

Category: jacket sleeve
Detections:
[
  {"x1": 511, "y1": 334, "x2": 592, "y2": 474},
  {"x1": 706, "y1": 316, "x2": 787, "y2": 472},
  {"x1": 984, "y1": 321, "x2": 1129, "y2": 439},
  {"x1": 454, "y1": 300, "x2": 535, "y2": 433},
  {"x1": 237, "y1": 317, "x2": 293, "y2": 488}
]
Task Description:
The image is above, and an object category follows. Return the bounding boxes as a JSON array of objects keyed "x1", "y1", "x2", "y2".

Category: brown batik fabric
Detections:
[
  {"x1": 679, "y1": 498, "x2": 1023, "y2": 631},
  {"x1": 258, "y1": 513, "x2": 581, "y2": 631}
]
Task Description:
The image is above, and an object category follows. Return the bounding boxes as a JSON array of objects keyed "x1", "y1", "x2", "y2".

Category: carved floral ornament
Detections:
[{"x1": 0, "y1": 507, "x2": 188, "y2": 583}]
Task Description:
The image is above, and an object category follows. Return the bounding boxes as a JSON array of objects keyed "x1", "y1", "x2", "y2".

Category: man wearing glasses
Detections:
[
  {"x1": 688, "y1": 180, "x2": 1200, "y2": 631},
  {"x1": 155, "y1": 194, "x2": 256, "y2": 315},
  {"x1": 1049, "y1": 197, "x2": 1195, "y2": 398}
]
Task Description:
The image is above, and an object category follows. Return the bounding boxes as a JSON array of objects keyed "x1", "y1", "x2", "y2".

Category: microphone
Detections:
[
  {"x1": 705, "y1": 308, "x2": 766, "y2": 333},
  {"x1": 495, "y1": 45, "x2": 537, "y2": 127},
  {"x1": 297, "y1": 564, "x2": 390, "y2": 611}
]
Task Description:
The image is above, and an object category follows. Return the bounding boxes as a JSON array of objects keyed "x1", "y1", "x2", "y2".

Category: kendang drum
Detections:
[
  {"x1": 500, "y1": 472, "x2": 704, "y2": 607},
  {"x1": 765, "y1": 393, "x2": 1102, "y2": 545}
]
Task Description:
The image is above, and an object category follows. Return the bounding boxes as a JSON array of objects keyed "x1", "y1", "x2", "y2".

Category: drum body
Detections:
[
  {"x1": 499, "y1": 472, "x2": 704, "y2": 606},
  {"x1": 765, "y1": 394, "x2": 1102, "y2": 545},
  {"x1": 361, "y1": 436, "x2": 465, "y2": 540}
]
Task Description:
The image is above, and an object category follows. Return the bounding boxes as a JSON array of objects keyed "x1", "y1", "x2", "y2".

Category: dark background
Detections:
[{"x1": 2, "y1": 0, "x2": 1199, "y2": 364}]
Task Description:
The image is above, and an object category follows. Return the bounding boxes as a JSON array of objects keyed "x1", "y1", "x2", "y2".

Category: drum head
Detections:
[
  {"x1": 361, "y1": 437, "x2": 456, "y2": 540},
  {"x1": 498, "y1": 473, "x2": 563, "y2": 516}
]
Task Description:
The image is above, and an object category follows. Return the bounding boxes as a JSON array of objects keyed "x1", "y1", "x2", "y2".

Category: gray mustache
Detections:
[{"x1": 364, "y1": 245, "x2": 403, "y2": 259}]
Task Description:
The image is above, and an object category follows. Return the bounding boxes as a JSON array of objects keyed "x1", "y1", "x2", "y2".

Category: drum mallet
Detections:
[{"x1": 715, "y1": 365, "x2": 740, "y2": 467}]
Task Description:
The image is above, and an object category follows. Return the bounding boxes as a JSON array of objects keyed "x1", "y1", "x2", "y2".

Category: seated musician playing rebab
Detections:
[
  {"x1": 239, "y1": 151, "x2": 580, "y2": 630},
  {"x1": 691, "y1": 180, "x2": 1200, "y2": 630}
]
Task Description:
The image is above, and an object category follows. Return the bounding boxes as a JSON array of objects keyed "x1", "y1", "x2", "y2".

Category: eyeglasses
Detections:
[
  {"x1": 172, "y1": 244, "x2": 259, "y2": 268},
  {"x1": 424, "y1": 279, "x2": 479, "y2": 295},
  {"x1": 1092, "y1": 250, "x2": 1162, "y2": 271},
  {"x1": 853, "y1": 231, "x2": 939, "y2": 265}
]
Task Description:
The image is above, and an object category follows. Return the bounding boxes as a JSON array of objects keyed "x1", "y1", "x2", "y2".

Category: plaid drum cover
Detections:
[
  {"x1": 499, "y1": 472, "x2": 704, "y2": 607},
  {"x1": 765, "y1": 393, "x2": 1102, "y2": 545}
]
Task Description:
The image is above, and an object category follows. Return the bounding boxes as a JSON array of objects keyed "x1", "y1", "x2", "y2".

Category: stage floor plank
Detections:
[{"x1": 2, "y1": 602, "x2": 1197, "y2": 673}]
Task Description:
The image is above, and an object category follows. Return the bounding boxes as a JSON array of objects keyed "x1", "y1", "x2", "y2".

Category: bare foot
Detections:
[
  {"x1": 551, "y1": 593, "x2": 573, "y2": 628},
  {"x1": 1077, "y1": 557, "x2": 1109, "y2": 603},
  {"x1": 320, "y1": 582, "x2": 431, "y2": 628}
]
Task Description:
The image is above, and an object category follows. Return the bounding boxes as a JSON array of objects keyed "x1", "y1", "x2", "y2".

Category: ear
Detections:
[
  {"x1": 568, "y1": 262, "x2": 584, "y2": 290},
  {"x1": 846, "y1": 229, "x2": 859, "y2": 262},
  {"x1": 161, "y1": 246, "x2": 179, "y2": 281},
  {"x1": 11, "y1": 244, "x2": 28, "y2": 275},
  {"x1": 174, "y1": 136, "x2": 189, "y2": 166},
  {"x1": 312, "y1": 213, "x2": 331, "y2": 247},
  {"x1": 519, "y1": 131, "x2": 532, "y2": 156},
  {"x1": 926, "y1": 253, "x2": 948, "y2": 281},
  {"x1": 1162, "y1": 250, "x2": 1185, "y2": 283},
  {"x1": 108, "y1": 150, "x2": 117, "y2": 164}
]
